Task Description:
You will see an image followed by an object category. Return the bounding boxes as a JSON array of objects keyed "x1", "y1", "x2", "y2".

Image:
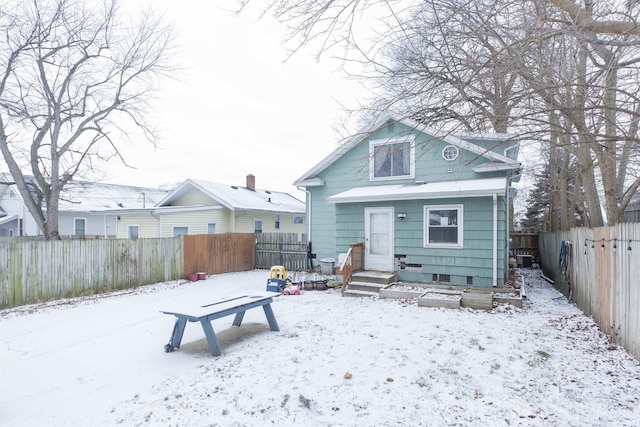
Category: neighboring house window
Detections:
[
  {"x1": 8, "y1": 229, "x2": 14, "y2": 237},
  {"x1": 173, "y1": 226, "x2": 188, "y2": 237},
  {"x1": 128, "y1": 225, "x2": 139, "y2": 239},
  {"x1": 74, "y1": 218, "x2": 86, "y2": 237},
  {"x1": 369, "y1": 137, "x2": 415, "y2": 180},
  {"x1": 9, "y1": 190, "x2": 15, "y2": 198},
  {"x1": 442, "y1": 145, "x2": 459, "y2": 161},
  {"x1": 275, "y1": 215, "x2": 280, "y2": 230},
  {"x1": 207, "y1": 223, "x2": 216, "y2": 234},
  {"x1": 504, "y1": 145, "x2": 518, "y2": 160},
  {"x1": 293, "y1": 216, "x2": 304, "y2": 225},
  {"x1": 254, "y1": 220, "x2": 263, "y2": 234},
  {"x1": 424, "y1": 205, "x2": 463, "y2": 248}
]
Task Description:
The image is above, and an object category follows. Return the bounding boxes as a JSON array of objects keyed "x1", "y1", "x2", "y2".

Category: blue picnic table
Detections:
[{"x1": 161, "y1": 292, "x2": 280, "y2": 356}]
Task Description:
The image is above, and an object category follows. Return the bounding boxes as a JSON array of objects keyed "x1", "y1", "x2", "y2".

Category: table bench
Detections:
[{"x1": 161, "y1": 293, "x2": 280, "y2": 356}]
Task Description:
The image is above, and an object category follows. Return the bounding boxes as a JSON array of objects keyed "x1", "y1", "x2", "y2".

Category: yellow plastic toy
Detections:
[{"x1": 266, "y1": 265, "x2": 291, "y2": 292}]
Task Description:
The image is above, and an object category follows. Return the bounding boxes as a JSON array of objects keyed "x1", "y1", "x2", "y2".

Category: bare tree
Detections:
[
  {"x1": 241, "y1": 0, "x2": 640, "y2": 228},
  {"x1": 0, "y1": 0, "x2": 174, "y2": 239}
]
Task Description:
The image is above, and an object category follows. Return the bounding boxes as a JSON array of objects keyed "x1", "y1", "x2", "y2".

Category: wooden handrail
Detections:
[{"x1": 340, "y1": 243, "x2": 365, "y2": 295}]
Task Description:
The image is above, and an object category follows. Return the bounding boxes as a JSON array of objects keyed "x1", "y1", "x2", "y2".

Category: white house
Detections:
[
  {"x1": 0, "y1": 172, "x2": 169, "y2": 238},
  {"x1": 114, "y1": 175, "x2": 306, "y2": 239}
]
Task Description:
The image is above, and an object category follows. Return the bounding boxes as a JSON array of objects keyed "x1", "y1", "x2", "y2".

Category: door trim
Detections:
[{"x1": 364, "y1": 207, "x2": 394, "y2": 271}]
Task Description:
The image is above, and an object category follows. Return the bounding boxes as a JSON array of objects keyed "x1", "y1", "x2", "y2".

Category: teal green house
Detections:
[{"x1": 294, "y1": 114, "x2": 521, "y2": 288}]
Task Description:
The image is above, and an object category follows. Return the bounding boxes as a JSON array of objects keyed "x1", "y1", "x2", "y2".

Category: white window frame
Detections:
[
  {"x1": 504, "y1": 144, "x2": 518, "y2": 160},
  {"x1": 369, "y1": 136, "x2": 415, "y2": 181},
  {"x1": 293, "y1": 215, "x2": 304, "y2": 225},
  {"x1": 275, "y1": 215, "x2": 280, "y2": 230},
  {"x1": 423, "y1": 204, "x2": 463, "y2": 249},
  {"x1": 442, "y1": 145, "x2": 459, "y2": 161},
  {"x1": 254, "y1": 219, "x2": 263, "y2": 234},
  {"x1": 74, "y1": 217, "x2": 86, "y2": 237},
  {"x1": 207, "y1": 223, "x2": 216, "y2": 234},
  {"x1": 128, "y1": 225, "x2": 140, "y2": 239},
  {"x1": 173, "y1": 226, "x2": 189, "y2": 237}
]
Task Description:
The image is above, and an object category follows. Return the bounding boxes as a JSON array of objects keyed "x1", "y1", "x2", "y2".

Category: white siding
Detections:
[
  {"x1": 159, "y1": 210, "x2": 231, "y2": 236},
  {"x1": 58, "y1": 213, "x2": 118, "y2": 238},
  {"x1": 0, "y1": 187, "x2": 41, "y2": 236},
  {"x1": 233, "y1": 212, "x2": 305, "y2": 236},
  {"x1": 172, "y1": 189, "x2": 219, "y2": 206},
  {"x1": 116, "y1": 214, "x2": 163, "y2": 238}
]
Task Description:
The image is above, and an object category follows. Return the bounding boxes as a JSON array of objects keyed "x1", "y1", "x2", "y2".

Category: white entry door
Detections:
[{"x1": 364, "y1": 207, "x2": 394, "y2": 271}]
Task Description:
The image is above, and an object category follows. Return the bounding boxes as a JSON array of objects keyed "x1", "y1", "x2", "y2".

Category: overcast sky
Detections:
[{"x1": 100, "y1": 0, "x2": 367, "y2": 199}]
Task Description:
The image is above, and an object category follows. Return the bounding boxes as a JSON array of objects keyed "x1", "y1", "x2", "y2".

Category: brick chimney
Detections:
[{"x1": 246, "y1": 174, "x2": 255, "y2": 191}]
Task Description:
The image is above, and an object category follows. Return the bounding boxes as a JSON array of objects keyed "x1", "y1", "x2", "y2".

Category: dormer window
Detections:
[
  {"x1": 369, "y1": 136, "x2": 415, "y2": 181},
  {"x1": 442, "y1": 145, "x2": 459, "y2": 161}
]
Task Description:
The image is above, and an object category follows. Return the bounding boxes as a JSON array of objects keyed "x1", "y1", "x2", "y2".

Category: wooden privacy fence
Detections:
[
  {"x1": 510, "y1": 230, "x2": 539, "y2": 257},
  {"x1": 539, "y1": 223, "x2": 640, "y2": 361},
  {"x1": 0, "y1": 237, "x2": 184, "y2": 309},
  {"x1": 183, "y1": 233, "x2": 255, "y2": 276},
  {"x1": 254, "y1": 233, "x2": 309, "y2": 271}
]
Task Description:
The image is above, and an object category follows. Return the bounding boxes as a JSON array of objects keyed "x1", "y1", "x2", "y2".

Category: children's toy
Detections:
[
  {"x1": 282, "y1": 283, "x2": 301, "y2": 295},
  {"x1": 266, "y1": 265, "x2": 291, "y2": 292}
]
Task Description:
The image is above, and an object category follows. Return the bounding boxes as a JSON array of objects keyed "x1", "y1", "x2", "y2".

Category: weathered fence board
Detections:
[
  {"x1": 510, "y1": 230, "x2": 539, "y2": 257},
  {"x1": 540, "y1": 223, "x2": 640, "y2": 361},
  {"x1": 254, "y1": 233, "x2": 309, "y2": 271},
  {"x1": 183, "y1": 233, "x2": 255, "y2": 276},
  {"x1": 0, "y1": 238, "x2": 183, "y2": 309}
]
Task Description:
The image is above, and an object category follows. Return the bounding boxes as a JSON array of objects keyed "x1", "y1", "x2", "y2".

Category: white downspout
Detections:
[
  {"x1": 493, "y1": 193, "x2": 498, "y2": 287},
  {"x1": 298, "y1": 187, "x2": 311, "y2": 243}
]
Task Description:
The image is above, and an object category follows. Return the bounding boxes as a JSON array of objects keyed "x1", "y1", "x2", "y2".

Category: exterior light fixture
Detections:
[{"x1": 397, "y1": 213, "x2": 406, "y2": 220}]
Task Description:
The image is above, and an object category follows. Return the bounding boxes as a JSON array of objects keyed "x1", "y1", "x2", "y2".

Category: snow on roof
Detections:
[
  {"x1": 327, "y1": 177, "x2": 507, "y2": 203},
  {"x1": 294, "y1": 112, "x2": 520, "y2": 186},
  {"x1": 58, "y1": 181, "x2": 171, "y2": 212},
  {"x1": 161, "y1": 179, "x2": 305, "y2": 214}
]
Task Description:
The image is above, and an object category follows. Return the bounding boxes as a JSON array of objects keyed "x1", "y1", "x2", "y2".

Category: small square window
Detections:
[
  {"x1": 74, "y1": 218, "x2": 86, "y2": 237},
  {"x1": 128, "y1": 225, "x2": 139, "y2": 239},
  {"x1": 424, "y1": 205, "x2": 463, "y2": 248},
  {"x1": 294, "y1": 216, "x2": 304, "y2": 225},
  {"x1": 173, "y1": 226, "x2": 188, "y2": 237},
  {"x1": 440, "y1": 274, "x2": 451, "y2": 283},
  {"x1": 369, "y1": 137, "x2": 415, "y2": 181},
  {"x1": 207, "y1": 223, "x2": 216, "y2": 234}
]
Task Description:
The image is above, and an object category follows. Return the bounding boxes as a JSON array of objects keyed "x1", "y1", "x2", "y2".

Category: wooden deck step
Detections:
[
  {"x1": 351, "y1": 271, "x2": 398, "y2": 285},
  {"x1": 346, "y1": 281, "x2": 387, "y2": 293}
]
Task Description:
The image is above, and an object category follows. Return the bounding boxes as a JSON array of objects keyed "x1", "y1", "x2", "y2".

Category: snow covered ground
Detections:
[{"x1": 1, "y1": 269, "x2": 639, "y2": 426}]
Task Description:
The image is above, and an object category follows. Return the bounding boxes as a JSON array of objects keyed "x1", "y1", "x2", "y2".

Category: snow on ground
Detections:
[{"x1": 1, "y1": 269, "x2": 639, "y2": 427}]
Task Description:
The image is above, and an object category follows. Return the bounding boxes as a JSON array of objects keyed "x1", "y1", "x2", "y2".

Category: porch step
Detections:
[
  {"x1": 346, "y1": 281, "x2": 387, "y2": 293},
  {"x1": 350, "y1": 271, "x2": 398, "y2": 285},
  {"x1": 343, "y1": 271, "x2": 398, "y2": 298}
]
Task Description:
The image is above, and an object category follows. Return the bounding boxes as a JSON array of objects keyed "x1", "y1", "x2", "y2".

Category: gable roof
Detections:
[
  {"x1": 1, "y1": 173, "x2": 169, "y2": 212},
  {"x1": 158, "y1": 179, "x2": 305, "y2": 214},
  {"x1": 294, "y1": 112, "x2": 521, "y2": 187}
]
